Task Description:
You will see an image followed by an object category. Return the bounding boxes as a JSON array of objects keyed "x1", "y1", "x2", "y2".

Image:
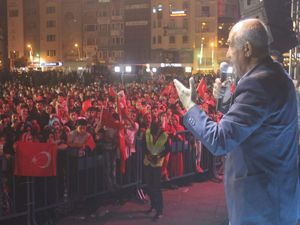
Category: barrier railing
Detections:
[{"x1": 0, "y1": 131, "x2": 214, "y2": 224}]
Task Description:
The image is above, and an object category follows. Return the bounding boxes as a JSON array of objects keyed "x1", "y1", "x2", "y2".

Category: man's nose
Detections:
[{"x1": 226, "y1": 50, "x2": 230, "y2": 60}]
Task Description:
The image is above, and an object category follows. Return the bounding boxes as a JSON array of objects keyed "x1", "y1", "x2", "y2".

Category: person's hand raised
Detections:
[{"x1": 173, "y1": 77, "x2": 196, "y2": 111}]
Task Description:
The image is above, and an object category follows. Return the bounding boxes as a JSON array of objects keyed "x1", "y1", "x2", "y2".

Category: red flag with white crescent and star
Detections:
[{"x1": 14, "y1": 142, "x2": 57, "y2": 177}]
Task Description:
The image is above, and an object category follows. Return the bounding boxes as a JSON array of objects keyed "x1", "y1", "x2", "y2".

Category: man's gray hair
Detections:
[{"x1": 235, "y1": 19, "x2": 270, "y2": 56}]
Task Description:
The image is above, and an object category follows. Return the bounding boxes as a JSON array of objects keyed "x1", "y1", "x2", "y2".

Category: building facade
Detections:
[
  {"x1": 82, "y1": 0, "x2": 125, "y2": 65},
  {"x1": 5, "y1": 0, "x2": 239, "y2": 72},
  {"x1": 0, "y1": 0, "x2": 8, "y2": 71},
  {"x1": 124, "y1": 0, "x2": 151, "y2": 64},
  {"x1": 7, "y1": 0, "x2": 25, "y2": 69},
  {"x1": 151, "y1": 0, "x2": 239, "y2": 73}
]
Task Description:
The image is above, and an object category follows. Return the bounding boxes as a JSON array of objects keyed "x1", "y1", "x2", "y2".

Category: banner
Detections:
[{"x1": 14, "y1": 142, "x2": 57, "y2": 177}]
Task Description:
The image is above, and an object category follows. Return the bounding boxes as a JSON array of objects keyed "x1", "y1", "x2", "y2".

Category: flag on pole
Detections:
[
  {"x1": 197, "y1": 78, "x2": 207, "y2": 98},
  {"x1": 117, "y1": 90, "x2": 127, "y2": 175}
]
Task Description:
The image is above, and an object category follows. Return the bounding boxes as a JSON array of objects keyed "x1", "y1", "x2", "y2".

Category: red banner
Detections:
[{"x1": 14, "y1": 142, "x2": 57, "y2": 177}]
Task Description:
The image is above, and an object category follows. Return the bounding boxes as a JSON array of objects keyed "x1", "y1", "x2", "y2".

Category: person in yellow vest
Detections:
[{"x1": 143, "y1": 120, "x2": 168, "y2": 221}]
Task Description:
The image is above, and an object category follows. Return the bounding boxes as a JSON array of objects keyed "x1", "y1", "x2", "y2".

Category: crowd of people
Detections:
[{"x1": 0, "y1": 70, "x2": 221, "y2": 219}]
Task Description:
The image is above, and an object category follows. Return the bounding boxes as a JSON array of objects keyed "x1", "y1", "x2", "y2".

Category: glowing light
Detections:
[
  {"x1": 185, "y1": 67, "x2": 192, "y2": 73},
  {"x1": 152, "y1": 67, "x2": 157, "y2": 73},
  {"x1": 170, "y1": 10, "x2": 186, "y2": 17},
  {"x1": 125, "y1": 66, "x2": 132, "y2": 73},
  {"x1": 114, "y1": 66, "x2": 121, "y2": 72}
]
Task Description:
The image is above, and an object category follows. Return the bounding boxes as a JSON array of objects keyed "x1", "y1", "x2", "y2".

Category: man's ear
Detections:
[{"x1": 244, "y1": 41, "x2": 253, "y2": 58}]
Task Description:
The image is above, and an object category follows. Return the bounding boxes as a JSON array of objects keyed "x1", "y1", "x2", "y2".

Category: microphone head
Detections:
[{"x1": 219, "y1": 62, "x2": 229, "y2": 74}]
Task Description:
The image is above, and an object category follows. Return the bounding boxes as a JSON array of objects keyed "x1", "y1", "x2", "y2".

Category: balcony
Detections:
[{"x1": 164, "y1": 26, "x2": 188, "y2": 35}]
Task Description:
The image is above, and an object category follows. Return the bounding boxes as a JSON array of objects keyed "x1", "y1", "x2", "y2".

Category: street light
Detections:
[
  {"x1": 36, "y1": 53, "x2": 40, "y2": 67},
  {"x1": 198, "y1": 37, "x2": 205, "y2": 66},
  {"x1": 210, "y1": 42, "x2": 214, "y2": 68},
  {"x1": 27, "y1": 44, "x2": 33, "y2": 64},
  {"x1": 74, "y1": 43, "x2": 80, "y2": 61}
]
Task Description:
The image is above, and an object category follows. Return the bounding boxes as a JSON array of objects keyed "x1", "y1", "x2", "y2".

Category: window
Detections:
[
  {"x1": 169, "y1": 20, "x2": 176, "y2": 29},
  {"x1": 201, "y1": 6, "x2": 210, "y2": 17},
  {"x1": 47, "y1": 35, "x2": 56, "y2": 42},
  {"x1": 9, "y1": 9, "x2": 18, "y2": 17},
  {"x1": 247, "y1": 0, "x2": 252, "y2": 5},
  {"x1": 183, "y1": 36, "x2": 189, "y2": 43},
  {"x1": 157, "y1": 20, "x2": 162, "y2": 28},
  {"x1": 183, "y1": 19, "x2": 189, "y2": 29},
  {"x1": 98, "y1": 10, "x2": 108, "y2": 17},
  {"x1": 201, "y1": 22, "x2": 209, "y2": 32},
  {"x1": 87, "y1": 38, "x2": 96, "y2": 45},
  {"x1": 47, "y1": 50, "x2": 56, "y2": 57},
  {"x1": 111, "y1": 23, "x2": 123, "y2": 31},
  {"x1": 46, "y1": 20, "x2": 56, "y2": 28},
  {"x1": 169, "y1": 36, "x2": 175, "y2": 44},
  {"x1": 99, "y1": 24, "x2": 109, "y2": 32},
  {"x1": 111, "y1": 37, "x2": 123, "y2": 45},
  {"x1": 158, "y1": 35, "x2": 162, "y2": 44},
  {"x1": 152, "y1": 36, "x2": 156, "y2": 44},
  {"x1": 112, "y1": 8, "x2": 120, "y2": 16},
  {"x1": 85, "y1": 24, "x2": 97, "y2": 32},
  {"x1": 46, "y1": 6, "x2": 56, "y2": 14},
  {"x1": 64, "y1": 12, "x2": 74, "y2": 21},
  {"x1": 153, "y1": 21, "x2": 156, "y2": 28},
  {"x1": 183, "y1": 1, "x2": 190, "y2": 10}
]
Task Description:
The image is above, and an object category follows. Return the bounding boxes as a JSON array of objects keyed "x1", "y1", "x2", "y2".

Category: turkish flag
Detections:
[
  {"x1": 161, "y1": 82, "x2": 173, "y2": 96},
  {"x1": 14, "y1": 142, "x2": 57, "y2": 177},
  {"x1": 197, "y1": 78, "x2": 207, "y2": 99},
  {"x1": 108, "y1": 86, "x2": 117, "y2": 97},
  {"x1": 86, "y1": 134, "x2": 96, "y2": 151},
  {"x1": 82, "y1": 99, "x2": 92, "y2": 113}
]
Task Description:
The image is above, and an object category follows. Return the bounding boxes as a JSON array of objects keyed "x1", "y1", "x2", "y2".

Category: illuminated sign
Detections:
[
  {"x1": 161, "y1": 63, "x2": 182, "y2": 67},
  {"x1": 170, "y1": 10, "x2": 187, "y2": 17},
  {"x1": 41, "y1": 62, "x2": 62, "y2": 67}
]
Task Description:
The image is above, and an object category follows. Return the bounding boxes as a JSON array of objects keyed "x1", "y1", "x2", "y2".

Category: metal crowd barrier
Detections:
[{"x1": 0, "y1": 131, "x2": 214, "y2": 225}]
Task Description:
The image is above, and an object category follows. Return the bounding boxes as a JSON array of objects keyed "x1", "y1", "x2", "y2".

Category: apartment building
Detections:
[
  {"x1": 124, "y1": 0, "x2": 151, "y2": 64},
  {"x1": 0, "y1": 0, "x2": 8, "y2": 71},
  {"x1": 151, "y1": 0, "x2": 239, "y2": 72},
  {"x1": 5, "y1": 0, "x2": 238, "y2": 72},
  {"x1": 83, "y1": 0, "x2": 125, "y2": 64}
]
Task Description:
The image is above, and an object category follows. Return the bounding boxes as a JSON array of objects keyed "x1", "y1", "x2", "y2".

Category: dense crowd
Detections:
[{"x1": 0, "y1": 72, "x2": 221, "y2": 200}]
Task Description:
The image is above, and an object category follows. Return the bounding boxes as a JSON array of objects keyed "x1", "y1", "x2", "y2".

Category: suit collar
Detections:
[{"x1": 237, "y1": 56, "x2": 273, "y2": 85}]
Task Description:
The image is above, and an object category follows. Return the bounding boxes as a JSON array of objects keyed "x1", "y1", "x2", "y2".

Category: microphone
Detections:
[
  {"x1": 219, "y1": 62, "x2": 231, "y2": 82},
  {"x1": 216, "y1": 62, "x2": 233, "y2": 113}
]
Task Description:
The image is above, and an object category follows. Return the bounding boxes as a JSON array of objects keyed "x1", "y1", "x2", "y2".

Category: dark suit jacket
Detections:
[{"x1": 184, "y1": 57, "x2": 299, "y2": 225}]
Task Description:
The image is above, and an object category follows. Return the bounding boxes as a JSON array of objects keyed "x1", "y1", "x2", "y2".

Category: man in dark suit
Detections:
[{"x1": 174, "y1": 18, "x2": 299, "y2": 225}]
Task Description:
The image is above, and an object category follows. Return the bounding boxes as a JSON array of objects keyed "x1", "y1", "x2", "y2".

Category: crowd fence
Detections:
[{"x1": 0, "y1": 131, "x2": 215, "y2": 225}]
